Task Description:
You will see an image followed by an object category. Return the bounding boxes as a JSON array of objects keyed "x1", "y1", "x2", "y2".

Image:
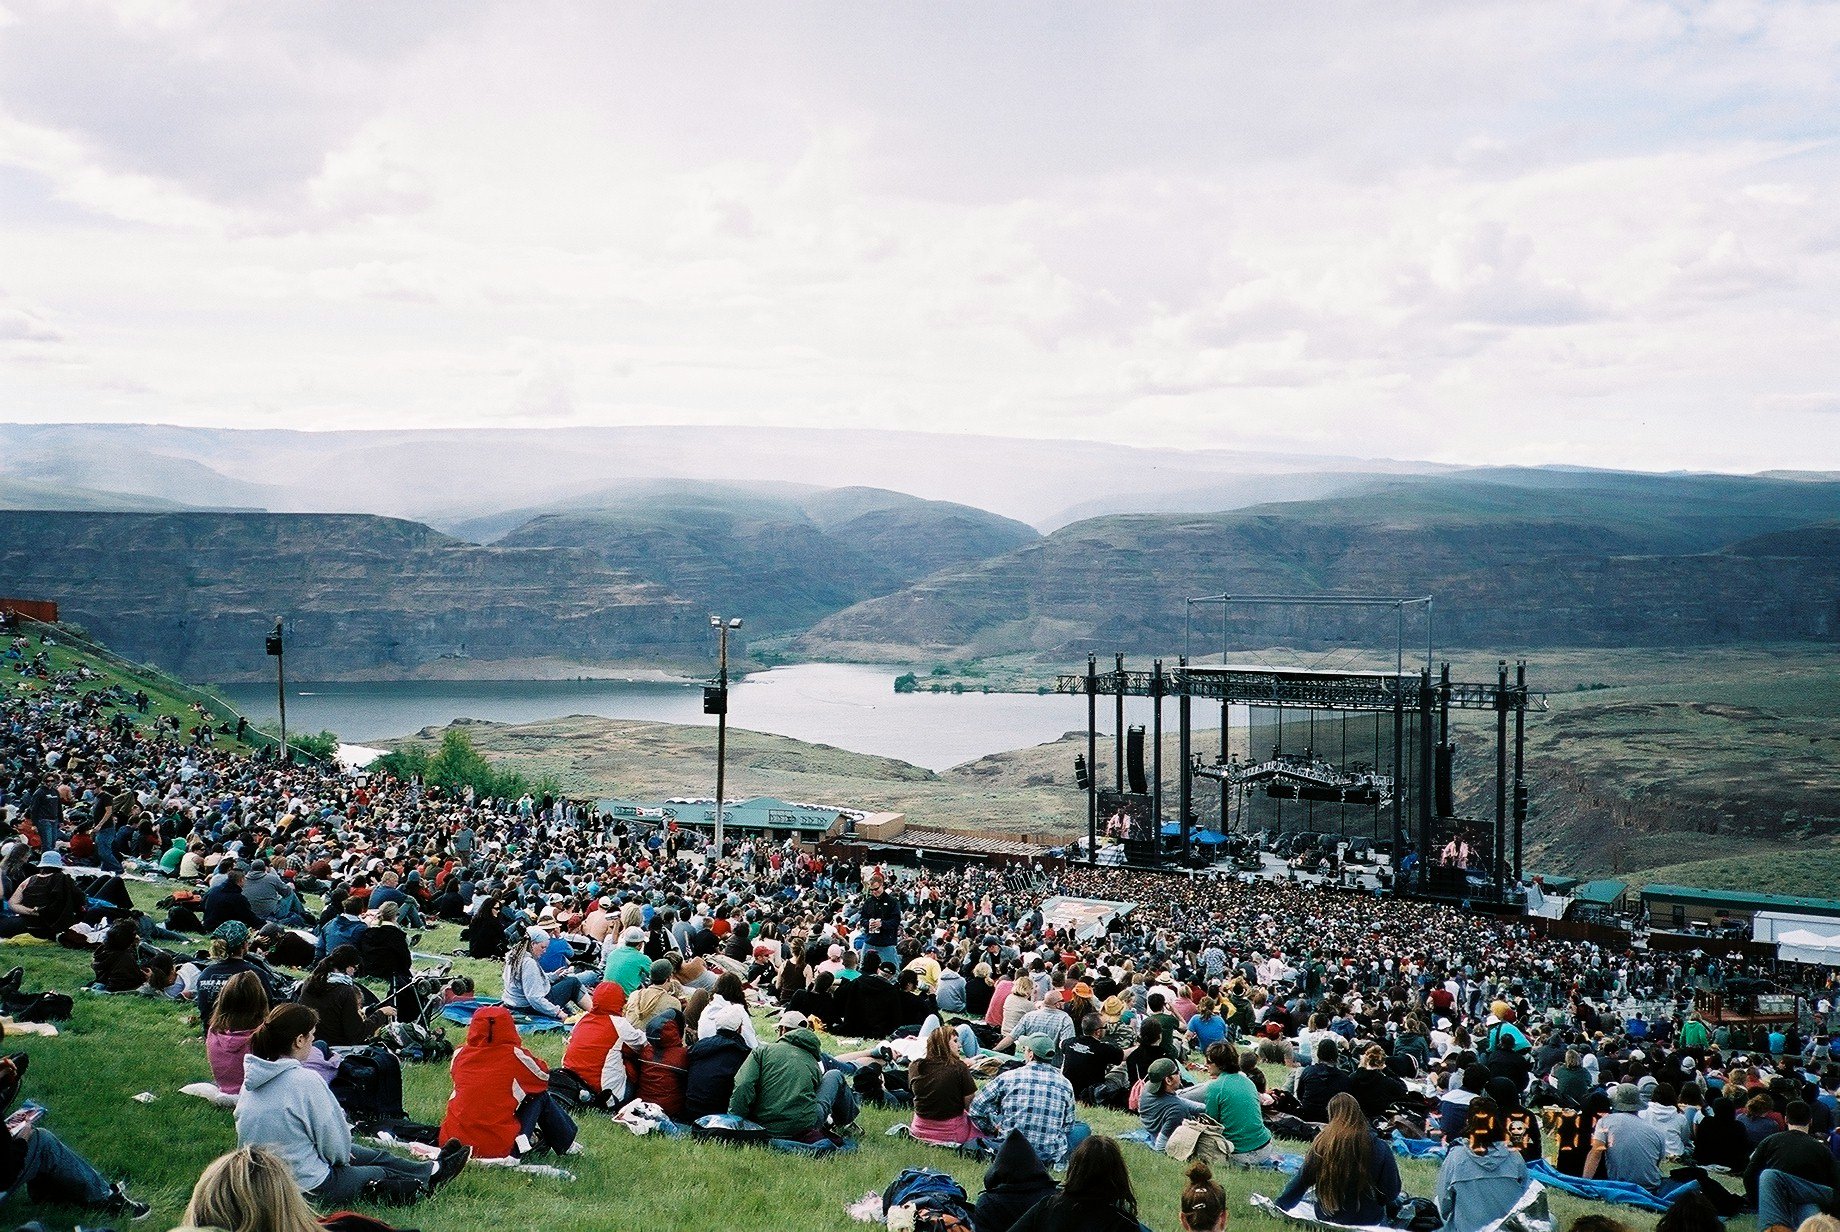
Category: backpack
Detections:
[
  {"x1": 1088, "y1": 1066, "x2": 1132, "y2": 1110},
  {"x1": 852, "y1": 1062, "x2": 893, "y2": 1108},
  {"x1": 883, "y1": 1167, "x2": 972, "y2": 1223},
  {"x1": 378, "y1": 1020, "x2": 452, "y2": 1065},
  {"x1": 548, "y1": 1066, "x2": 597, "y2": 1110},
  {"x1": 1127, "y1": 1076, "x2": 1146, "y2": 1112},
  {"x1": 330, "y1": 1046, "x2": 407, "y2": 1122}
]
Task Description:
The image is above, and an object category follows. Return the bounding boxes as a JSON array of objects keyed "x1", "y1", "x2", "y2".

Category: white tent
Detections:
[{"x1": 1756, "y1": 911, "x2": 1840, "y2": 965}]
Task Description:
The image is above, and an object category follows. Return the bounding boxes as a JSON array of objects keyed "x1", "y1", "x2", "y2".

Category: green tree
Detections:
[{"x1": 893, "y1": 672, "x2": 918, "y2": 694}]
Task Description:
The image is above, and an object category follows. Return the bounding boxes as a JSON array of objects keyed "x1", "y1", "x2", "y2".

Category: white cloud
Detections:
[{"x1": 0, "y1": 2, "x2": 1838, "y2": 471}]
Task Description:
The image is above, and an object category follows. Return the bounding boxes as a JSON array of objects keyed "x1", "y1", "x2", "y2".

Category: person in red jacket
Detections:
[
  {"x1": 440, "y1": 1005, "x2": 580, "y2": 1158},
  {"x1": 562, "y1": 982, "x2": 645, "y2": 1108},
  {"x1": 633, "y1": 1009, "x2": 690, "y2": 1123}
]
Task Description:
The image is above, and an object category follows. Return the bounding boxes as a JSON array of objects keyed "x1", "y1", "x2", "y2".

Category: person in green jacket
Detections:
[
  {"x1": 159, "y1": 837, "x2": 188, "y2": 875},
  {"x1": 1679, "y1": 1012, "x2": 1710, "y2": 1051},
  {"x1": 603, "y1": 926, "x2": 652, "y2": 994},
  {"x1": 727, "y1": 1010, "x2": 859, "y2": 1141}
]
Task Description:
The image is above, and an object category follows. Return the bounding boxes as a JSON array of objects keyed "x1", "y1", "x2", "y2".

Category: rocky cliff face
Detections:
[
  {"x1": 0, "y1": 512, "x2": 700, "y2": 681},
  {"x1": 800, "y1": 511, "x2": 1840, "y2": 656}
]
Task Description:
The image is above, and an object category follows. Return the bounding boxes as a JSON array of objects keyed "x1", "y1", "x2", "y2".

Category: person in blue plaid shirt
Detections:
[{"x1": 971, "y1": 1034, "x2": 1090, "y2": 1166}]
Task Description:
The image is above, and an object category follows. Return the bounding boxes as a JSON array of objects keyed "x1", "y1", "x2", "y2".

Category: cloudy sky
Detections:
[{"x1": 1, "y1": 1, "x2": 1838, "y2": 470}]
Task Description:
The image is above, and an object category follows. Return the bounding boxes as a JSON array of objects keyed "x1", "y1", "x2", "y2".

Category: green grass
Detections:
[
  {"x1": 0, "y1": 889, "x2": 1686, "y2": 1232},
  {"x1": 9, "y1": 625, "x2": 268, "y2": 754}
]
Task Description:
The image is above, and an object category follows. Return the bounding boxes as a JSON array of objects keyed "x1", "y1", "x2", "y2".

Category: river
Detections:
[{"x1": 217, "y1": 663, "x2": 1206, "y2": 772}]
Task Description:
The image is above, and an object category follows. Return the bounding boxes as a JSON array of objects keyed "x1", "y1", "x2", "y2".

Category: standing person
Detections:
[
  {"x1": 237, "y1": 1004, "x2": 468, "y2": 1204},
  {"x1": 1276, "y1": 1092, "x2": 1403, "y2": 1225},
  {"x1": 1438, "y1": 1098, "x2": 1531, "y2": 1232},
  {"x1": 862, "y1": 875, "x2": 902, "y2": 967},
  {"x1": 1009, "y1": 1135, "x2": 1154, "y2": 1232},
  {"x1": 1746, "y1": 1100, "x2": 1840, "y2": 1232}
]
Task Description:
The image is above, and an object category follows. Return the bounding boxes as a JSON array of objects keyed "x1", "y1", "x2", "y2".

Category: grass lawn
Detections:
[{"x1": 0, "y1": 888, "x2": 1689, "y2": 1232}]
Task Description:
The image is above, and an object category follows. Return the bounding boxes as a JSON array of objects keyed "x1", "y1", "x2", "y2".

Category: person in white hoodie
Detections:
[
  {"x1": 236, "y1": 1004, "x2": 468, "y2": 1204},
  {"x1": 693, "y1": 972, "x2": 759, "y2": 1049}
]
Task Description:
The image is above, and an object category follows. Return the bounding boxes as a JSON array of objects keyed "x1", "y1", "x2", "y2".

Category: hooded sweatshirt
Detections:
[
  {"x1": 563, "y1": 982, "x2": 645, "y2": 1101},
  {"x1": 973, "y1": 1129, "x2": 1058, "y2": 1232},
  {"x1": 1437, "y1": 1142, "x2": 1529, "y2": 1232},
  {"x1": 695, "y1": 993, "x2": 759, "y2": 1049},
  {"x1": 728, "y1": 1027, "x2": 824, "y2": 1137},
  {"x1": 235, "y1": 1053, "x2": 352, "y2": 1193},
  {"x1": 441, "y1": 1005, "x2": 550, "y2": 1157}
]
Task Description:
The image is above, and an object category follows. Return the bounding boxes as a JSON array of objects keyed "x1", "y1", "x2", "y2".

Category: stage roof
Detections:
[{"x1": 1185, "y1": 664, "x2": 1414, "y2": 680}]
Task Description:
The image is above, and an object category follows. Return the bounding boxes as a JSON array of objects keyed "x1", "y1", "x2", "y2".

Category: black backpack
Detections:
[{"x1": 331, "y1": 1046, "x2": 407, "y2": 1122}]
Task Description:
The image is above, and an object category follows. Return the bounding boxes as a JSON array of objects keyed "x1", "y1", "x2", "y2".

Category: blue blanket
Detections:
[
  {"x1": 1526, "y1": 1161, "x2": 1696, "y2": 1213},
  {"x1": 440, "y1": 996, "x2": 570, "y2": 1034},
  {"x1": 1390, "y1": 1131, "x2": 1448, "y2": 1160}
]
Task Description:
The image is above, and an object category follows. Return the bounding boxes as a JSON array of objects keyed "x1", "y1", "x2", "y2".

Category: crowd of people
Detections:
[{"x1": 6, "y1": 626, "x2": 1840, "y2": 1232}]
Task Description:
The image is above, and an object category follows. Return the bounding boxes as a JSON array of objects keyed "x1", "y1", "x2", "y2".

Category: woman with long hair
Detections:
[
  {"x1": 908, "y1": 1023, "x2": 979, "y2": 1146},
  {"x1": 1276, "y1": 1091, "x2": 1403, "y2": 1225},
  {"x1": 207, "y1": 971, "x2": 270, "y2": 1096},
  {"x1": 183, "y1": 1147, "x2": 320, "y2": 1232},
  {"x1": 297, "y1": 945, "x2": 393, "y2": 1046},
  {"x1": 1011, "y1": 1134, "x2": 1152, "y2": 1232},
  {"x1": 1437, "y1": 1097, "x2": 1530, "y2": 1232}
]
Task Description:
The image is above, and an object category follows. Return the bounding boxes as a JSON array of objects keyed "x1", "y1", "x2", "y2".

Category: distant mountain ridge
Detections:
[{"x1": 798, "y1": 472, "x2": 1840, "y2": 659}]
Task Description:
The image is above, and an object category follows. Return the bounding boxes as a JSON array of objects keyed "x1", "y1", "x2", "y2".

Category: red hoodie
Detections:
[
  {"x1": 441, "y1": 1005, "x2": 549, "y2": 1157},
  {"x1": 563, "y1": 983, "x2": 644, "y2": 1101},
  {"x1": 633, "y1": 1014, "x2": 689, "y2": 1122}
]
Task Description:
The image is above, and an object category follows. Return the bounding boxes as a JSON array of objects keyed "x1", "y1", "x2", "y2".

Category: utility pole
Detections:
[
  {"x1": 706, "y1": 615, "x2": 743, "y2": 856},
  {"x1": 264, "y1": 617, "x2": 287, "y2": 762}
]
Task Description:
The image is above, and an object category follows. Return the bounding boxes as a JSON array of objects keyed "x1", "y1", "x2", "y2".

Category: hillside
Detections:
[
  {"x1": 799, "y1": 473, "x2": 1840, "y2": 658},
  {"x1": 486, "y1": 483, "x2": 1037, "y2": 638},
  {"x1": 0, "y1": 512, "x2": 699, "y2": 682}
]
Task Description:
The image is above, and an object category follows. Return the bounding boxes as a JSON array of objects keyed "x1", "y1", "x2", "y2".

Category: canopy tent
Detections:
[{"x1": 1756, "y1": 911, "x2": 1840, "y2": 965}]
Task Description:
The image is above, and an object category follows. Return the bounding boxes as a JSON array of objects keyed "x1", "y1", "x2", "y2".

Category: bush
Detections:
[
  {"x1": 257, "y1": 725, "x2": 339, "y2": 762},
  {"x1": 371, "y1": 729, "x2": 561, "y2": 802},
  {"x1": 893, "y1": 672, "x2": 918, "y2": 694}
]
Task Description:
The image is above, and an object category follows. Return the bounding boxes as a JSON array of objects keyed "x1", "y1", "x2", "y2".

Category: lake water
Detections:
[{"x1": 217, "y1": 663, "x2": 1210, "y2": 771}]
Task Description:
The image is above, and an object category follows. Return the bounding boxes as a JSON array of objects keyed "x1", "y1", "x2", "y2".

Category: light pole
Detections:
[
  {"x1": 705, "y1": 615, "x2": 742, "y2": 856},
  {"x1": 264, "y1": 616, "x2": 288, "y2": 763}
]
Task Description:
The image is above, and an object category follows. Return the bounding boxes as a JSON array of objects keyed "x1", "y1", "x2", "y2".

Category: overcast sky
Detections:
[{"x1": 1, "y1": 1, "x2": 1838, "y2": 471}]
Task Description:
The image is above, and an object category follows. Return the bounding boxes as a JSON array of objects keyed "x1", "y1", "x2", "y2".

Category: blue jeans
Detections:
[
  {"x1": 1064, "y1": 1119, "x2": 1092, "y2": 1163},
  {"x1": 8, "y1": 1127, "x2": 112, "y2": 1207},
  {"x1": 817, "y1": 1067, "x2": 860, "y2": 1131},
  {"x1": 548, "y1": 975, "x2": 586, "y2": 1011},
  {"x1": 309, "y1": 1143, "x2": 432, "y2": 1204},
  {"x1": 516, "y1": 1091, "x2": 578, "y2": 1154},
  {"x1": 1758, "y1": 1169, "x2": 1833, "y2": 1231}
]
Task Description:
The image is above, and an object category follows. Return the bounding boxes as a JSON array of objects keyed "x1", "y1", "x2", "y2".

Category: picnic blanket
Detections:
[
  {"x1": 440, "y1": 996, "x2": 570, "y2": 1034},
  {"x1": 1250, "y1": 1183, "x2": 1553, "y2": 1232},
  {"x1": 1526, "y1": 1161, "x2": 1695, "y2": 1213}
]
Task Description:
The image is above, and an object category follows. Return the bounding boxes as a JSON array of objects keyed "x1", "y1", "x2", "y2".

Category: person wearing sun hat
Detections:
[{"x1": 971, "y1": 1034, "x2": 1087, "y2": 1167}]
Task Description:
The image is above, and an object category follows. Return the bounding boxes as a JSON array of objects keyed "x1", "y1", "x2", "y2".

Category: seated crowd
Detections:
[{"x1": 7, "y1": 630, "x2": 1840, "y2": 1232}]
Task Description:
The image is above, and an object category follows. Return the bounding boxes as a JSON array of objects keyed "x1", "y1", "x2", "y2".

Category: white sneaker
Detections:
[
  {"x1": 564, "y1": 1142, "x2": 584, "y2": 1156},
  {"x1": 513, "y1": 1134, "x2": 533, "y2": 1156}
]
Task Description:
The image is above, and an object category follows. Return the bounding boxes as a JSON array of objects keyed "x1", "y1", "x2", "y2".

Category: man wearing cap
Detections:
[
  {"x1": 727, "y1": 1011, "x2": 860, "y2": 1142},
  {"x1": 603, "y1": 926, "x2": 652, "y2": 994},
  {"x1": 1138, "y1": 1056, "x2": 1205, "y2": 1151},
  {"x1": 1584, "y1": 1083, "x2": 1668, "y2": 1190},
  {"x1": 970, "y1": 1034, "x2": 1087, "y2": 1167},
  {"x1": 195, "y1": 920, "x2": 288, "y2": 1032}
]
